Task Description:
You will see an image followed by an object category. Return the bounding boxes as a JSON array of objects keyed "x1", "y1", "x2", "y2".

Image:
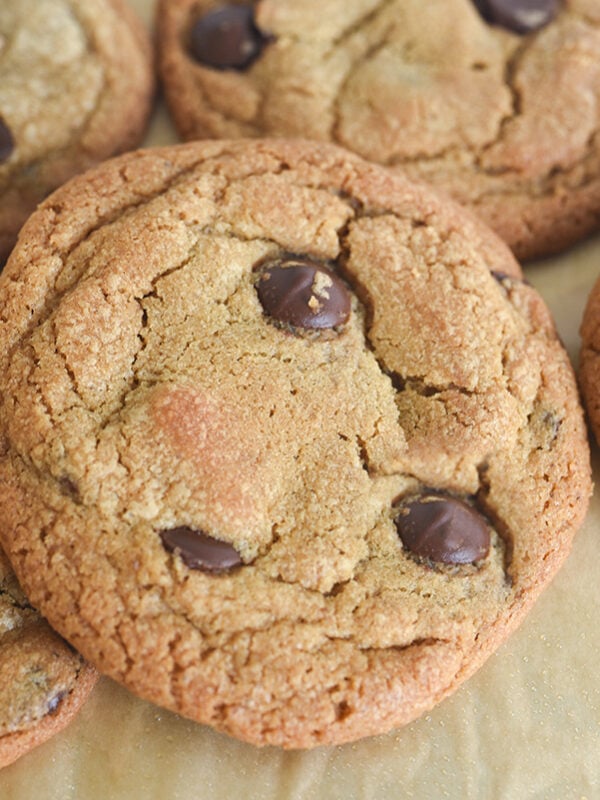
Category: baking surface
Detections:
[{"x1": 1, "y1": 1, "x2": 600, "y2": 797}]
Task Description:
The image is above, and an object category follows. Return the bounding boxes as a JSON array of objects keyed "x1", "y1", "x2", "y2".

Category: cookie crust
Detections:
[
  {"x1": 0, "y1": 139, "x2": 590, "y2": 748},
  {"x1": 0, "y1": 0, "x2": 155, "y2": 263},
  {"x1": 157, "y1": 0, "x2": 600, "y2": 261}
]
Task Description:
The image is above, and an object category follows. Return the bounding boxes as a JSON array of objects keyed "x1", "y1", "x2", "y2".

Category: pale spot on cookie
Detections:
[{"x1": 151, "y1": 385, "x2": 272, "y2": 547}]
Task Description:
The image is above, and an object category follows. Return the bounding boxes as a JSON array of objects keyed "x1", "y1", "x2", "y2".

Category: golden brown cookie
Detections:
[
  {"x1": 578, "y1": 275, "x2": 600, "y2": 443},
  {"x1": 157, "y1": 0, "x2": 600, "y2": 261},
  {"x1": 0, "y1": 139, "x2": 590, "y2": 748},
  {"x1": 0, "y1": 0, "x2": 155, "y2": 264},
  {"x1": 0, "y1": 549, "x2": 96, "y2": 769}
]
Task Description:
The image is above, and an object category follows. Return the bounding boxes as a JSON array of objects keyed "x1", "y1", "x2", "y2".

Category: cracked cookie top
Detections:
[
  {"x1": 157, "y1": 0, "x2": 600, "y2": 261},
  {"x1": 0, "y1": 548, "x2": 96, "y2": 768},
  {"x1": 0, "y1": 139, "x2": 590, "y2": 748},
  {"x1": 0, "y1": 0, "x2": 154, "y2": 264}
]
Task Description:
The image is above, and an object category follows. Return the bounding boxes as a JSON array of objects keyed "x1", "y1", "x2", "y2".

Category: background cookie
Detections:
[
  {"x1": 0, "y1": 139, "x2": 590, "y2": 748},
  {"x1": 157, "y1": 0, "x2": 600, "y2": 261},
  {"x1": 0, "y1": 549, "x2": 96, "y2": 769},
  {"x1": 578, "y1": 274, "x2": 600, "y2": 443},
  {"x1": 0, "y1": 0, "x2": 155, "y2": 264}
]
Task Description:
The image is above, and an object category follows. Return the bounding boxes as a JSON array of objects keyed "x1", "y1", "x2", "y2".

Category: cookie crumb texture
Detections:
[
  {"x1": 0, "y1": 550, "x2": 96, "y2": 768},
  {"x1": 0, "y1": 140, "x2": 590, "y2": 748},
  {"x1": 0, "y1": 0, "x2": 154, "y2": 263},
  {"x1": 158, "y1": 0, "x2": 600, "y2": 260}
]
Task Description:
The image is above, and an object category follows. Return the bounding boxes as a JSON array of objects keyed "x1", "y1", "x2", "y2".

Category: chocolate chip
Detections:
[
  {"x1": 256, "y1": 257, "x2": 351, "y2": 331},
  {"x1": 0, "y1": 118, "x2": 14, "y2": 163},
  {"x1": 394, "y1": 494, "x2": 491, "y2": 564},
  {"x1": 473, "y1": 0, "x2": 560, "y2": 33},
  {"x1": 491, "y1": 270, "x2": 515, "y2": 282},
  {"x1": 59, "y1": 475, "x2": 80, "y2": 500},
  {"x1": 160, "y1": 527, "x2": 243, "y2": 572},
  {"x1": 491, "y1": 271, "x2": 532, "y2": 296},
  {"x1": 189, "y1": 5, "x2": 269, "y2": 70},
  {"x1": 46, "y1": 691, "x2": 67, "y2": 715}
]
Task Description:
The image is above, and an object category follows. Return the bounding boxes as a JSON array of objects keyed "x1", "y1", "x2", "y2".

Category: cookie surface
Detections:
[
  {"x1": 0, "y1": 139, "x2": 590, "y2": 748},
  {"x1": 0, "y1": 0, "x2": 154, "y2": 263},
  {"x1": 157, "y1": 0, "x2": 600, "y2": 261},
  {"x1": 0, "y1": 549, "x2": 96, "y2": 769}
]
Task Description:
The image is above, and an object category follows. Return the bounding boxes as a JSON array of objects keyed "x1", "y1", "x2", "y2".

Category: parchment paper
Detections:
[{"x1": 1, "y1": 2, "x2": 599, "y2": 797}]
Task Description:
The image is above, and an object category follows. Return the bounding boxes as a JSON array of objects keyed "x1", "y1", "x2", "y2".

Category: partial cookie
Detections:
[
  {"x1": 578, "y1": 275, "x2": 600, "y2": 443},
  {"x1": 157, "y1": 0, "x2": 600, "y2": 261},
  {"x1": 0, "y1": 0, "x2": 155, "y2": 263},
  {"x1": 0, "y1": 549, "x2": 96, "y2": 769},
  {"x1": 0, "y1": 139, "x2": 590, "y2": 748}
]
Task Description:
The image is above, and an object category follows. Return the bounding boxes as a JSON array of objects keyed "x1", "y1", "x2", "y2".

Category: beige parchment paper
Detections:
[{"x1": 1, "y1": 1, "x2": 599, "y2": 797}]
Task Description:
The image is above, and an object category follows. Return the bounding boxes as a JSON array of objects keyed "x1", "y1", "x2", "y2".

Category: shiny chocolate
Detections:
[
  {"x1": 189, "y1": 5, "x2": 268, "y2": 70},
  {"x1": 256, "y1": 257, "x2": 351, "y2": 330},
  {"x1": 160, "y1": 526, "x2": 242, "y2": 571},
  {"x1": 473, "y1": 0, "x2": 560, "y2": 34},
  {"x1": 395, "y1": 494, "x2": 491, "y2": 564}
]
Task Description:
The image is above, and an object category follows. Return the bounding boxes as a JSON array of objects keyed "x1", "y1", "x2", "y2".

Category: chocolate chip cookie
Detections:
[
  {"x1": 157, "y1": 0, "x2": 600, "y2": 261},
  {"x1": 0, "y1": 0, "x2": 155, "y2": 264},
  {"x1": 0, "y1": 549, "x2": 96, "y2": 768},
  {"x1": 0, "y1": 139, "x2": 590, "y2": 748},
  {"x1": 578, "y1": 275, "x2": 600, "y2": 444}
]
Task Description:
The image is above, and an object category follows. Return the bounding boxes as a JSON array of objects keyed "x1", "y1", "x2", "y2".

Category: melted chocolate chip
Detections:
[
  {"x1": 0, "y1": 118, "x2": 14, "y2": 163},
  {"x1": 189, "y1": 5, "x2": 269, "y2": 70},
  {"x1": 394, "y1": 494, "x2": 490, "y2": 564},
  {"x1": 473, "y1": 0, "x2": 560, "y2": 34},
  {"x1": 256, "y1": 257, "x2": 351, "y2": 331},
  {"x1": 160, "y1": 527, "x2": 243, "y2": 572}
]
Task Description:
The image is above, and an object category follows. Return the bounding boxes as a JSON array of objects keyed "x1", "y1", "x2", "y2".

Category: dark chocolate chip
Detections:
[
  {"x1": 46, "y1": 691, "x2": 67, "y2": 715},
  {"x1": 491, "y1": 270, "x2": 515, "y2": 282},
  {"x1": 256, "y1": 257, "x2": 351, "y2": 331},
  {"x1": 473, "y1": 0, "x2": 560, "y2": 34},
  {"x1": 59, "y1": 475, "x2": 80, "y2": 500},
  {"x1": 394, "y1": 494, "x2": 490, "y2": 564},
  {"x1": 491, "y1": 271, "x2": 531, "y2": 293},
  {"x1": 0, "y1": 118, "x2": 14, "y2": 163},
  {"x1": 189, "y1": 5, "x2": 269, "y2": 70},
  {"x1": 160, "y1": 527, "x2": 243, "y2": 572}
]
